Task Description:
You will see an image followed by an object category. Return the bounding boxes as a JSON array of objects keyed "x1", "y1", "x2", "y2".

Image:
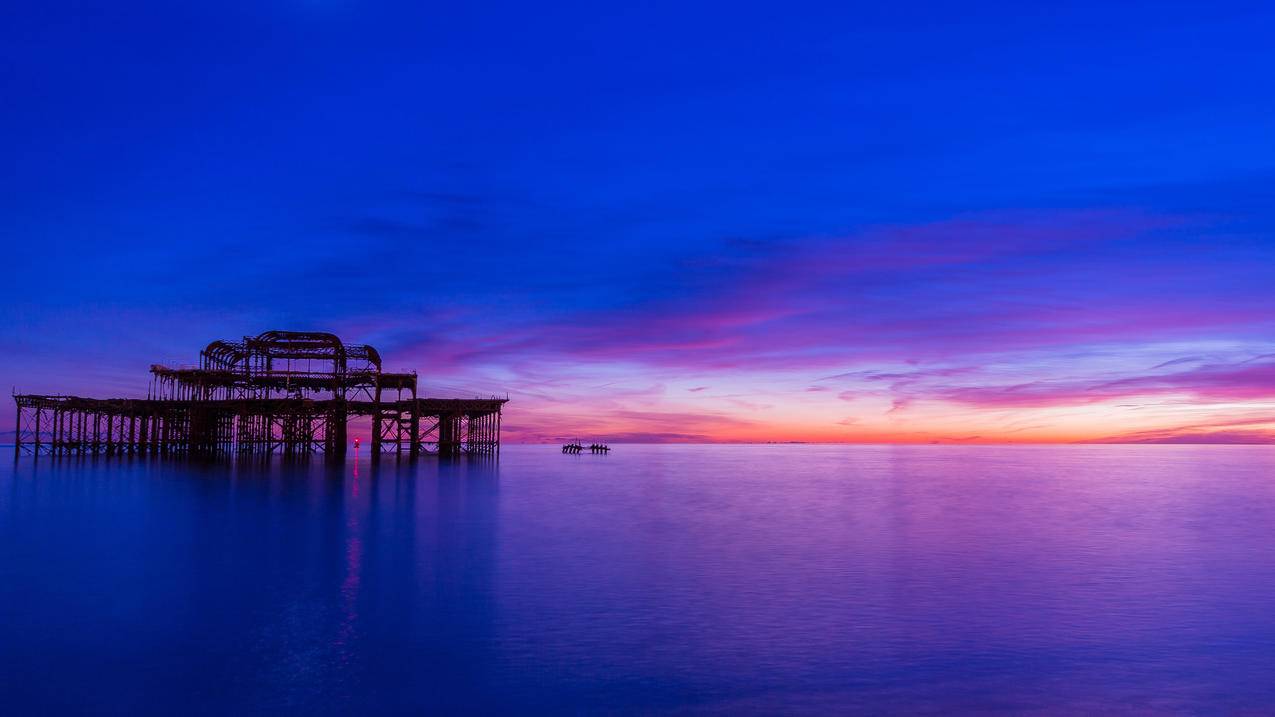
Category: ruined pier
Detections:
[{"x1": 12, "y1": 331, "x2": 506, "y2": 458}]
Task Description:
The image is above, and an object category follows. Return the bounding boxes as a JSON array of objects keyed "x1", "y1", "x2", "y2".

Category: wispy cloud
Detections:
[{"x1": 934, "y1": 354, "x2": 1275, "y2": 408}]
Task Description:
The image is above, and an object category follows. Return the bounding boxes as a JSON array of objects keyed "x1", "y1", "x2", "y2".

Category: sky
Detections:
[{"x1": 3, "y1": 1, "x2": 1274, "y2": 443}]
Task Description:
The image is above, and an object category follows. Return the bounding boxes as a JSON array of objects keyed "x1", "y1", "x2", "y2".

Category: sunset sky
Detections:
[{"x1": 3, "y1": 1, "x2": 1274, "y2": 443}]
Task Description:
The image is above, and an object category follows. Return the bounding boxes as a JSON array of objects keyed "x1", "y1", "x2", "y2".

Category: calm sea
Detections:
[{"x1": 3, "y1": 445, "x2": 1275, "y2": 714}]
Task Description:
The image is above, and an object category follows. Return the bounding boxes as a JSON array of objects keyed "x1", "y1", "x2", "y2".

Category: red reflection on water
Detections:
[{"x1": 334, "y1": 452, "x2": 363, "y2": 659}]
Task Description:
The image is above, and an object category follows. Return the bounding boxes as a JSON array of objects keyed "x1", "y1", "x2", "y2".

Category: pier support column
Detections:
[
  {"x1": 409, "y1": 405, "x2": 420, "y2": 458},
  {"x1": 327, "y1": 401, "x2": 348, "y2": 457},
  {"x1": 438, "y1": 413, "x2": 460, "y2": 457},
  {"x1": 370, "y1": 382, "x2": 383, "y2": 457}
]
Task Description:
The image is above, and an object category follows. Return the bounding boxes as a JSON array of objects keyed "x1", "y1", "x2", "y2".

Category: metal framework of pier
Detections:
[{"x1": 12, "y1": 331, "x2": 506, "y2": 458}]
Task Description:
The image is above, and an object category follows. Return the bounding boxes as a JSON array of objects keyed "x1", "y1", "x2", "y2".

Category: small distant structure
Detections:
[
  {"x1": 562, "y1": 441, "x2": 609, "y2": 454},
  {"x1": 13, "y1": 331, "x2": 507, "y2": 458}
]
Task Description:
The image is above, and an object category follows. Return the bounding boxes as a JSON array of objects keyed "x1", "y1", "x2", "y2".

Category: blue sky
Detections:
[{"x1": 4, "y1": 1, "x2": 1274, "y2": 442}]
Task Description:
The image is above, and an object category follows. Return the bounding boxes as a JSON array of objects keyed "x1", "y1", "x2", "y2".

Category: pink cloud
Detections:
[
  {"x1": 935, "y1": 355, "x2": 1275, "y2": 409},
  {"x1": 286, "y1": 209, "x2": 1275, "y2": 444},
  {"x1": 1094, "y1": 429, "x2": 1275, "y2": 445}
]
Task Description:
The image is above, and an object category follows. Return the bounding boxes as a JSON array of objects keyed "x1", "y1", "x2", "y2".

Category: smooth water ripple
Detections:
[{"x1": 3, "y1": 445, "x2": 1275, "y2": 714}]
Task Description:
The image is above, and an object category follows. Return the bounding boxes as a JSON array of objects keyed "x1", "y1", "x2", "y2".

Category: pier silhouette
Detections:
[{"x1": 13, "y1": 331, "x2": 507, "y2": 458}]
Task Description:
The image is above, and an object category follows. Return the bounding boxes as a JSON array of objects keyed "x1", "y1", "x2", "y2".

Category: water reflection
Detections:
[{"x1": 4, "y1": 446, "x2": 1275, "y2": 713}]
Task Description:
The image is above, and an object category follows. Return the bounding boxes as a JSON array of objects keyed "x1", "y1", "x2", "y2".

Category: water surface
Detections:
[{"x1": 3, "y1": 445, "x2": 1275, "y2": 714}]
